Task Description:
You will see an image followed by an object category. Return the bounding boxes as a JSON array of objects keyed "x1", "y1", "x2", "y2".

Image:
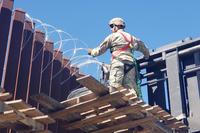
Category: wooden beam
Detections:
[
  {"x1": 19, "y1": 107, "x2": 44, "y2": 117},
  {"x1": 33, "y1": 115, "x2": 55, "y2": 124},
  {"x1": 0, "y1": 121, "x2": 31, "y2": 131},
  {"x1": 31, "y1": 93, "x2": 65, "y2": 111},
  {"x1": 50, "y1": 91, "x2": 124, "y2": 119},
  {"x1": 0, "y1": 101, "x2": 12, "y2": 113},
  {"x1": 0, "y1": 110, "x2": 23, "y2": 123},
  {"x1": 92, "y1": 117, "x2": 154, "y2": 133},
  {"x1": 63, "y1": 103, "x2": 143, "y2": 130},
  {"x1": 77, "y1": 75, "x2": 109, "y2": 96},
  {"x1": 5, "y1": 99, "x2": 31, "y2": 110},
  {"x1": 61, "y1": 91, "x2": 96, "y2": 107},
  {"x1": 0, "y1": 101, "x2": 45, "y2": 131},
  {"x1": 29, "y1": 130, "x2": 52, "y2": 133},
  {"x1": 145, "y1": 105, "x2": 186, "y2": 130},
  {"x1": 16, "y1": 110, "x2": 44, "y2": 131},
  {"x1": 0, "y1": 92, "x2": 12, "y2": 101}
]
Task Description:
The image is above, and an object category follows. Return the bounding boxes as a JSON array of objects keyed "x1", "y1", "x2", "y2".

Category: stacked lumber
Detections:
[
  {"x1": 32, "y1": 75, "x2": 188, "y2": 133},
  {"x1": 0, "y1": 92, "x2": 55, "y2": 133}
]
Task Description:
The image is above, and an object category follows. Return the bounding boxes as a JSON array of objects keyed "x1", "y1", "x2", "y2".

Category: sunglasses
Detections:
[{"x1": 109, "y1": 24, "x2": 115, "y2": 28}]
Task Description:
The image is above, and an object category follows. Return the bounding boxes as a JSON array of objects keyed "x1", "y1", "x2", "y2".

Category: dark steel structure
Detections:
[
  {"x1": 138, "y1": 37, "x2": 200, "y2": 133},
  {"x1": 0, "y1": 0, "x2": 81, "y2": 132}
]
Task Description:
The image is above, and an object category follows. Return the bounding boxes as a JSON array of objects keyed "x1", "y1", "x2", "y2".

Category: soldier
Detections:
[{"x1": 88, "y1": 17, "x2": 149, "y2": 97}]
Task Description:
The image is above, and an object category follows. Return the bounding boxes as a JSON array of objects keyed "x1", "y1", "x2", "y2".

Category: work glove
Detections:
[
  {"x1": 87, "y1": 48, "x2": 92, "y2": 55},
  {"x1": 144, "y1": 54, "x2": 150, "y2": 60}
]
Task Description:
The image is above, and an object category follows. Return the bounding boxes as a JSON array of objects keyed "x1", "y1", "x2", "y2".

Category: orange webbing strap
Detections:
[{"x1": 112, "y1": 32, "x2": 134, "y2": 60}]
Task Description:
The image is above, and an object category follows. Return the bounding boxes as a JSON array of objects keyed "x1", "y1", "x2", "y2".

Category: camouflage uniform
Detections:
[{"x1": 90, "y1": 29, "x2": 149, "y2": 95}]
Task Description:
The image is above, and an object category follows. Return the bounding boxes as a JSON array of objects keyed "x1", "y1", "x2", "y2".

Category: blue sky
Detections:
[
  {"x1": 14, "y1": 0, "x2": 200, "y2": 48},
  {"x1": 14, "y1": 1, "x2": 200, "y2": 101}
]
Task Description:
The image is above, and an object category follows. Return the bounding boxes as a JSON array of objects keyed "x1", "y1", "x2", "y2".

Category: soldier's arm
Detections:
[
  {"x1": 133, "y1": 38, "x2": 150, "y2": 59},
  {"x1": 90, "y1": 35, "x2": 112, "y2": 57}
]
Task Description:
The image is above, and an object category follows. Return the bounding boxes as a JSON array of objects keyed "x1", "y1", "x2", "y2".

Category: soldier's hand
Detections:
[
  {"x1": 87, "y1": 48, "x2": 92, "y2": 55},
  {"x1": 144, "y1": 50, "x2": 150, "y2": 60},
  {"x1": 144, "y1": 54, "x2": 149, "y2": 60}
]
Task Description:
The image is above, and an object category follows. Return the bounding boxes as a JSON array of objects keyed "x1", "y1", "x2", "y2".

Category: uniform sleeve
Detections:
[
  {"x1": 91, "y1": 34, "x2": 112, "y2": 57},
  {"x1": 132, "y1": 37, "x2": 150, "y2": 59}
]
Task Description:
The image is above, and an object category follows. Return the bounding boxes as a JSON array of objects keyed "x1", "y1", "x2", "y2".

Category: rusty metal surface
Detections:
[
  {"x1": 50, "y1": 50, "x2": 63, "y2": 101},
  {"x1": 28, "y1": 31, "x2": 45, "y2": 107},
  {"x1": 0, "y1": 0, "x2": 13, "y2": 85},
  {"x1": 40, "y1": 41, "x2": 54, "y2": 96},
  {"x1": 0, "y1": 0, "x2": 14, "y2": 10},
  {"x1": 2, "y1": 9, "x2": 25, "y2": 99},
  {"x1": 15, "y1": 20, "x2": 34, "y2": 102},
  {"x1": 13, "y1": 9, "x2": 25, "y2": 21}
]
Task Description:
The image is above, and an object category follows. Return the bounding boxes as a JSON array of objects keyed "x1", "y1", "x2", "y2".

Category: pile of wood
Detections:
[
  {"x1": 0, "y1": 92, "x2": 54, "y2": 133},
  {"x1": 32, "y1": 75, "x2": 188, "y2": 133}
]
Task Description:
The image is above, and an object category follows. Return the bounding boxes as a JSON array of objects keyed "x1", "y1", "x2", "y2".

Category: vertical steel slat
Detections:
[
  {"x1": 27, "y1": 30, "x2": 45, "y2": 107},
  {"x1": 49, "y1": 50, "x2": 63, "y2": 133},
  {"x1": 0, "y1": 1, "x2": 14, "y2": 133},
  {"x1": 166, "y1": 50, "x2": 185, "y2": 117},
  {"x1": 194, "y1": 52, "x2": 200, "y2": 96},
  {"x1": 60, "y1": 58, "x2": 71, "y2": 101},
  {"x1": 40, "y1": 41, "x2": 54, "y2": 96},
  {"x1": 50, "y1": 50, "x2": 63, "y2": 101},
  {"x1": 69, "y1": 66, "x2": 82, "y2": 93},
  {"x1": 0, "y1": 0, "x2": 13, "y2": 86},
  {"x1": 185, "y1": 52, "x2": 200, "y2": 132},
  {"x1": 1, "y1": 9, "x2": 25, "y2": 97},
  {"x1": 15, "y1": 20, "x2": 34, "y2": 101}
]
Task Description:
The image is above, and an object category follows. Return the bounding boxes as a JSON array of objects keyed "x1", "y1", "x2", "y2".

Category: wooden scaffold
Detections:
[{"x1": 30, "y1": 75, "x2": 188, "y2": 133}]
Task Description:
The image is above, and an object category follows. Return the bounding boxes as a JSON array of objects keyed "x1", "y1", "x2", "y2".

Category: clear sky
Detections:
[{"x1": 14, "y1": 0, "x2": 200, "y2": 101}]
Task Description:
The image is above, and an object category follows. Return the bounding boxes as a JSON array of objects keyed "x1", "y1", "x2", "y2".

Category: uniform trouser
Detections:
[{"x1": 109, "y1": 59, "x2": 137, "y2": 95}]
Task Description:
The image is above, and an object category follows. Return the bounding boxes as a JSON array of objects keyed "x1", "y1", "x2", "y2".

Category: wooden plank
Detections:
[
  {"x1": 61, "y1": 91, "x2": 96, "y2": 107},
  {"x1": 92, "y1": 117, "x2": 154, "y2": 133},
  {"x1": 31, "y1": 93, "x2": 65, "y2": 111},
  {"x1": 30, "y1": 130, "x2": 52, "y2": 133},
  {"x1": 153, "y1": 120, "x2": 174, "y2": 133},
  {"x1": 76, "y1": 114, "x2": 140, "y2": 133},
  {"x1": 0, "y1": 102, "x2": 45, "y2": 131},
  {"x1": 5, "y1": 99, "x2": 31, "y2": 110},
  {"x1": 61, "y1": 82, "x2": 137, "y2": 108},
  {"x1": 0, "y1": 110, "x2": 23, "y2": 123},
  {"x1": 145, "y1": 105, "x2": 185, "y2": 129},
  {"x1": 167, "y1": 121, "x2": 186, "y2": 129},
  {"x1": 77, "y1": 75, "x2": 109, "y2": 96},
  {"x1": 0, "y1": 101, "x2": 12, "y2": 113},
  {"x1": 63, "y1": 103, "x2": 144, "y2": 130},
  {"x1": 14, "y1": 110, "x2": 44, "y2": 131},
  {"x1": 19, "y1": 107, "x2": 44, "y2": 117},
  {"x1": 0, "y1": 92, "x2": 12, "y2": 101},
  {"x1": 50, "y1": 91, "x2": 124, "y2": 119},
  {"x1": 33, "y1": 115, "x2": 55, "y2": 124},
  {"x1": 0, "y1": 121, "x2": 31, "y2": 131},
  {"x1": 143, "y1": 105, "x2": 188, "y2": 131}
]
